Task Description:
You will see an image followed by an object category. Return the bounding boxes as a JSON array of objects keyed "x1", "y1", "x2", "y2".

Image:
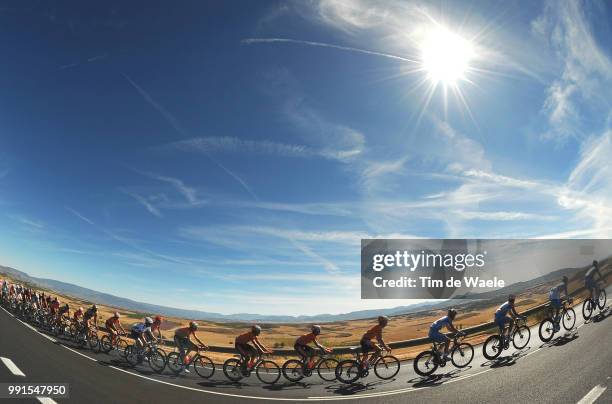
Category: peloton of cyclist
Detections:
[
  {"x1": 549, "y1": 276, "x2": 571, "y2": 332},
  {"x1": 105, "y1": 312, "x2": 126, "y2": 345},
  {"x1": 130, "y1": 317, "x2": 156, "y2": 352},
  {"x1": 429, "y1": 309, "x2": 461, "y2": 360},
  {"x1": 585, "y1": 260, "x2": 603, "y2": 305},
  {"x1": 495, "y1": 295, "x2": 526, "y2": 347},
  {"x1": 174, "y1": 321, "x2": 208, "y2": 373},
  {"x1": 295, "y1": 325, "x2": 332, "y2": 369},
  {"x1": 235, "y1": 325, "x2": 272, "y2": 371},
  {"x1": 360, "y1": 316, "x2": 391, "y2": 368}
]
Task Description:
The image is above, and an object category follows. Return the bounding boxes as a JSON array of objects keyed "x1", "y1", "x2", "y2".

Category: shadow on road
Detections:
[
  {"x1": 262, "y1": 381, "x2": 314, "y2": 392},
  {"x1": 326, "y1": 378, "x2": 395, "y2": 396},
  {"x1": 407, "y1": 368, "x2": 463, "y2": 387},
  {"x1": 592, "y1": 308, "x2": 610, "y2": 323}
]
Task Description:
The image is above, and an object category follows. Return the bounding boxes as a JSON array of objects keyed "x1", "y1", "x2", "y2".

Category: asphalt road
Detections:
[{"x1": 0, "y1": 295, "x2": 610, "y2": 404}]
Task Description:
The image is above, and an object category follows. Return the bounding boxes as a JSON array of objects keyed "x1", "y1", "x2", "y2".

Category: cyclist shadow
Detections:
[
  {"x1": 196, "y1": 380, "x2": 248, "y2": 389},
  {"x1": 262, "y1": 381, "x2": 313, "y2": 392},
  {"x1": 408, "y1": 368, "x2": 464, "y2": 387},
  {"x1": 327, "y1": 379, "x2": 393, "y2": 395},
  {"x1": 538, "y1": 331, "x2": 579, "y2": 348},
  {"x1": 593, "y1": 309, "x2": 610, "y2": 323},
  {"x1": 481, "y1": 347, "x2": 532, "y2": 369}
]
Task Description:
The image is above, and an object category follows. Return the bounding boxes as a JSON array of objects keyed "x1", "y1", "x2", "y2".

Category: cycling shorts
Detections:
[
  {"x1": 428, "y1": 330, "x2": 448, "y2": 343},
  {"x1": 495, "y1": 314, "x2": 511, "y2": 331},
  {"x1": 130, "y1": 330, "x2": 143, "y2": 340},
  {"x1": 360, "y1": 338, "x2": 380, "y2": 354},
  {"x1": 585, "y1": 277, "x2": 597, "y2": 291},
  {"x1": 550, "y1": 298, "x2": 561, "y2": 309},
  {"x1": 294, "y1": 343, "x2": 315, "y2": 358},
  {"x1": 235, "y1": 342, "x2": 257, "y2": 357}
]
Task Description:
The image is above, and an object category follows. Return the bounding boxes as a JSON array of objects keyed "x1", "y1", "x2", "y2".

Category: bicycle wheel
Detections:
[
  {"x1": 335, "y1": 359, "x2": 361, "y2": 384},
  {"x1": 193, "y1": 355, "x2": 215, "y2": 379},
  {"x1": 117, "y1": 338, "x2": 129, "y2": 356},
  {"x1": 413, "y1": 350, "x2": 438, "y2": 377},
  {"x1": 148, "y1": 348, "x2": 167, "y2": 373},
  {"x1": 538, "y1": 319, "x2": 555, "y2": 342},
  {"x1": 256, "y1": 360, "x2": 281, "y2": 385},
  {"x1": 317, "y1": 358, "x2": 339, "y2": 382},
  {"x1": 282, "y1": 359, "x2": 304, "y2": 382},
  {"x1": 166, "y1": 352, "x2": 183, "y2": 375},
  {"x1": 512, "y1": 326, "x2": 531, "y2": 350},
  {"x1": 100, "y1": 335, "x2": 112, "y2": 353},
  {"x1": 562, "y1": 308, "x2": 576, "y2": 330},
  {"x1": 597, "y1": 290, "x2": 607, "y2": 310},
  {"x1": 88, "y1": 333, "x2": 99, "y2": 351},
  {"x1": 483, "y1": 335, "x2": 503, "y2": 360},
  {"x1": 125, "y1": 345, "x2": 140, "y2": 367},
  {"x1": 451, "y1": 343, "x2": 474, "y2": 368},
  {"x1": 374, "y1": 355, "x2": 400, "y2": 379},
  {"x1": 582, "y1": 299, "x2": 594, "y2": 320},
  {"x1": 223, "y1": 358, "x2": 243, "y2": 382}
]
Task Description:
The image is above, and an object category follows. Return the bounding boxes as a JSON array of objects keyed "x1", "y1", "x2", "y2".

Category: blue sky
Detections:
[{"x1": 0, "y1": 1, "x2": 611, "y2": 315}]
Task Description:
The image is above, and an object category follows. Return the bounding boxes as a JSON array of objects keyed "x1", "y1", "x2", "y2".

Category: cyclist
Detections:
[
  {"x1": 429, "y1": 309, "x2": 461, "y2": 360},
  {"x1": 549, "y1": 276, "x2": 570, "y2": 332},
  {"x1": 105, "y1": 312, "x2": 126, "y2": 345},
  {"x1": 495, "y1": 295, "x2": 525, "y2": 347},
  {"x1": 295, "y1": 325, "x2": 332, "y2": 369},
  {"x1": 2, "y1": 280, "x2": 8, "y2": 302},
  {"x1": 360, "y1": 316, "x2": 391, "y2": 369},
  {"x1": 83, "y1": 304, "x2": 98, "y2": 331},
  {"x1": 130, "y1": 317, "x2": 156, "y2": 353},
  {"x1": 73, "y1": 307, "x2": 84, "y2": 330},
  {"x1": 151, "y1": 315, "x2": 163, "y2": 341},
  {"x1": 235, "y1": 325, "x2": 272, "y2": 371},
  {"x1": 58, "y1": 303, "x2": 70, "y2": 322},
  {"x1": 174, "y1": 321, "x2": 209, "y2": 373},
  {"x1": 50, "y1": 297, "x2": 60, "y2": 317},
  {"x1": 585, "y1": 260, "x2": 603, "y2": 305}
]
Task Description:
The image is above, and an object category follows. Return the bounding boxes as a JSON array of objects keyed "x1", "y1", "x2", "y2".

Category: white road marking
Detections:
[
  {"x1": 38, "y1": 332, "x2": 57, "y2": 343},
  {"x1": 0, "y1": 357, "x2": 26, "y2": 377},
  {"x1": 61, "y1": 345, "x2": 98, "y2": 362},
  {"x1": 576, "y1": 384, "x2": 607, "y2": 404},
  {"x1": 37, "y1": 397, "x2": 58, "y2": 404}
]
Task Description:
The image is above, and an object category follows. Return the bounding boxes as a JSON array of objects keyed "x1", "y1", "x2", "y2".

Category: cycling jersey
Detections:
[
  {"x1": 362, "y1": 325, "x2": 383, "y2": 341},
  {"x1": 105, "y1": 317, "x2": 120, "y2": 329},
  {"x1": 73, "y1": 312, "x2": 83, "y2": 321},
  {"x1": 50, "y1": 301, "x2": 60, "y2": 313},
  {"x1": 549, "y1": 282, "x2": 567, "y2": 300},
  {"x1": 585, "y1": 265, "x2": 599, "y2": 280},
  {"x1": 83, "y1": 309, "x2": 96, "y2": 320},
  {"x1": 430, "y1": 316, "x2": 452, "y2": 333},
  {"x1": 296, "y1": 333, "x2": 317, "y2": 346},
  {"x1": 131, "y1": 323, "x2": 151, "y2": 335},
  {"x1": 174, "y1": 327, "x2": 194, "y2": 339},
  {"x1": 495, "y1": 302, "x2": 513, "y2": 317},
  {"x1": 58, "y1": 306, "x2": 69, "y2": 315},
  {"x1": 235, "y1": 331, "x2": 256, "y2": 344}
]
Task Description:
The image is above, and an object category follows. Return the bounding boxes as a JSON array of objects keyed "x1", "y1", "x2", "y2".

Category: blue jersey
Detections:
[
  {"x1": 496, "y1": 302, "x2": 513, "y2": 316},
  {"x1": 549, "y1": 282, "x2": 567, "y2": 300},
  {"x1": 131, "y1": 323, "x2": 151, "y2": 334},
  {"x1": 431, "y1": 316, "x2": 451, "y2": 332}
]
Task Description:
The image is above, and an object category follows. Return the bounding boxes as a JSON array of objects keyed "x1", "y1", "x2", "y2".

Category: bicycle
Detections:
[
  {"x1": 582, "y1": 284, "x2": 607, "y2": 320},
  {"x1": 166, "y1": 346, "x2": 215, "y2": 378},
  {"x1": 483, "y1": 316, "x2": 531, "y2": 360},
  {"x1": 335, "y1": 347, "x2": 400, "y2": 384},
  {"x1": 100, "y1": 332, "x2": 129, "y2": 356},
  {"x1": 74, "y1": 326, "x2": 100, "y2": 351},
  {"x1": 124, "y1": 340, "x2": 167, "y2": 373},
  {"x1": 538, "y1": 298, "x2": 576, "y2": 342},
  {"x1": 223, "y1": 352, "x2": 281, "y2": 384},
  {"x1": 281, "y1": 349, "x2": 339, "y2": 382},
  {"x1": 413, "y1": 332, "x2": 474, "y2": 377}
]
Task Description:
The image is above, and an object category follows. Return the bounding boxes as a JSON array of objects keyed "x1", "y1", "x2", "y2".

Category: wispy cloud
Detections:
[
  {"x1": 65, "y1": 206, "x2": 95, "y2": 225},
  {"x1": 122, "y1": 190, "x2": 162, "y2": 217},
  {"x1": 134, "y1": 170, "x2": 205, "y2": 206},
  {"x1": 8, "y1": 214, "x2": 45, "y2": 232},
  {"x1": 242, "y1": 38, "x2": 417, "y2": 63},
  {"x1": 59, "y1": 53, "x2": 108, "y2": 70}
]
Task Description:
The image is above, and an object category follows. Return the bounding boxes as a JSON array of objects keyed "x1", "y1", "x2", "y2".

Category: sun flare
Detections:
[{"x1": 420, "y1": 26, "x2": 474, "y2": 86}]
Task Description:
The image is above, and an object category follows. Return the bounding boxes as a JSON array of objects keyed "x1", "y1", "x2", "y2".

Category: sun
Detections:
[{"x1": 420, "y1": 26, "x2": 474, "y2": 86}]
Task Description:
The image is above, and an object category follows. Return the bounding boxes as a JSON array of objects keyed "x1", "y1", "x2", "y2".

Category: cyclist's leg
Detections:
[
  {"x1": 294, "y1": 343, "x2": 308, "y2": 363},
  {"x1": 360, "y1": 339, "x2": 372, "y2": 365},
  {"x1": 236, "y1": 343, "x2": 250, "y2": 369}
]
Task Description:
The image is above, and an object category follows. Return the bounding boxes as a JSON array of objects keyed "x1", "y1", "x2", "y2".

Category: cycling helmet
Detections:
[
  {"x1": 448, "y1": 308, "x2": 458, "y2": 319},
  {"x1": 508, "y1": 294, "x2": 516, "y2": 302},
  {"x1": 155, "y1": 315, "x2": 163, "y2": 322},
  {"x1": 145, "y1": 317, "x2": 153, "y2": 326},
  {"x1": 378, "y1": 315, "x2": 389, "y2": 326},
  {"x1": 252, "y1": 325, "x2": 262, "y2": 335},
  {"x1": 562, "y1": 276, "x2": 568, "y2": 283},
  {"x1": 189, "y1": 321, "x2": 198, "y2": 330},
  {"x1": 114, "y1": 312, "x2": 120, "y2": 318},
  {"x1": 311, "y1": 325, "x2": 321, "y2": 335},
  {"x1": 77, "y1": 307, "x2": 83, "y2": 313}
]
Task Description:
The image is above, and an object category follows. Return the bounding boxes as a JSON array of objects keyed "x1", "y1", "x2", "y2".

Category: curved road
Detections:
[{"x1": 0, "y1": 298, "x2": 610, "y2": 404}]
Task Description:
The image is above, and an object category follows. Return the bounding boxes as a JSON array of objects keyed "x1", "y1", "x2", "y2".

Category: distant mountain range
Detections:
[
  {"x1": 0, "y1": 265, "x2": 441, "y2": 323},
  {"x1": 2, "y1": 257, "x2": 605, "y2": 323}
]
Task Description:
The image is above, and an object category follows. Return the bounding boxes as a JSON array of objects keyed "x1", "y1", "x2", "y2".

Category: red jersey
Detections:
[
  {"x1": 236, "y1": 331, "x2": 256, "y2": 344},
  {"x1": 296, "y1": 333, "x2": 317, "y2": 346},
  {"x1": 362, "y1": 325, "x2": 384, "y2": 341}
]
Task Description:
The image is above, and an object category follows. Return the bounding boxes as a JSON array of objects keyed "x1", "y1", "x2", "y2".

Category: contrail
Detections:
[{"x1": 242, "y1": 38, "x2": 418, "y2": 64}]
